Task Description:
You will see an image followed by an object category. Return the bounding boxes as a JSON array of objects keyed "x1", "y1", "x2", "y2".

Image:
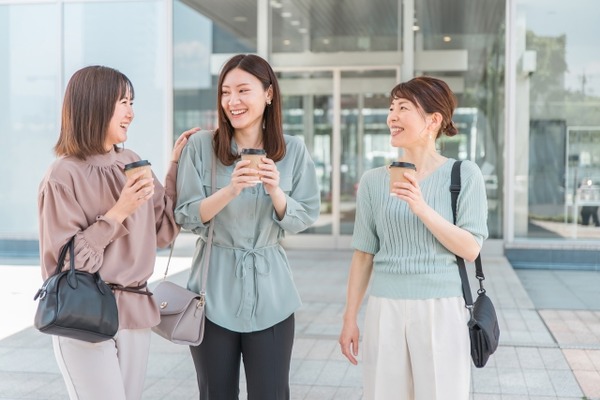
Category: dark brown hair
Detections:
[
  {"x1": 55, "y1": 65, "x2": 134, "y2": 158},
  {"x1": 390, "y1": 76, "x2": 458, "y2": 139},
  {"x1": 213, "y1": 54, "x2": 285, "y2": 165}
]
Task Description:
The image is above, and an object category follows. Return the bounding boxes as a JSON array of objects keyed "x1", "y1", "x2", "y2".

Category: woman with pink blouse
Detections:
[{"x1": 37, "y1": 65, "x2": 197, "y2": 400}]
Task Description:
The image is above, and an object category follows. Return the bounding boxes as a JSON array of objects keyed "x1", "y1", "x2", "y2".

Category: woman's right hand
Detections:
[
  {"x1": 339, "y1": 318, "x2": 360, "y2": 365},
  {"x1": 105, "y1": 170, "x2": 154, "y2": 223},
  {"x1": 227, "y1": 159, "x2": 259, "y2": 196}
]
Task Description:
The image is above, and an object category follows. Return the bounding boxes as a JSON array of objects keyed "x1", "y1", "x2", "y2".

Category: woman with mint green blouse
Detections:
[
  {"x1": 339, "y1": 76, "x2": 488, "y2": 400},
  {"x1": 174, "y1": 54, "x2": 320, "y2": 399}
]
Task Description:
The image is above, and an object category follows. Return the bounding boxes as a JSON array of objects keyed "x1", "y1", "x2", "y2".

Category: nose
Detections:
[{"x1": 228, "y1": 93, "x2": 240, "y2": 105}]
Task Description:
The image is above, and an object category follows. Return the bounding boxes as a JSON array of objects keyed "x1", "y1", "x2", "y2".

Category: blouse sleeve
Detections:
[
  {"x1": 38, "y1": 179, "x2": 128, "y2": 280},
  {"x1": 174, "y1": 134, "x2": 209, "y2": 233},
  {"x1": 351, "y1": 170, "x2": 379, "y2": 255},
  {"x1": 152, "y1": 161, "x2": 181, "y2": 249},
  {"x1": 274, "y1": 140, "x2": 321, "y2": 234}
]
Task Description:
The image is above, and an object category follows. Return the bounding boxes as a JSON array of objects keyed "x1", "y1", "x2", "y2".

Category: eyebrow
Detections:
[
  {"x1": 222, "y1": 82, "x2": 252, "y2": 88},
  {"x1": 391, "y1": 98, "x2": 411, "y2": 106}
]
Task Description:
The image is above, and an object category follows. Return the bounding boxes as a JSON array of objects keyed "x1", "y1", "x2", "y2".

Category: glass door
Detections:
[{"x1": 278, "y1": 68, "x2": 399, "y2": 248}]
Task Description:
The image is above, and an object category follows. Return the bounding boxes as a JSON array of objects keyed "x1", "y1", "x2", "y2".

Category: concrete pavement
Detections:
[{"x1": 1, "y1": 233, "x2": 599, "y2": 399}]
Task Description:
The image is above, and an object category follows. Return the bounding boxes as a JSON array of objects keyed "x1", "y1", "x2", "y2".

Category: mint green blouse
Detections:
[
  {"x1": 352, "y1": 159, "x2": 489, "y2": 300},
  {"x1": 174, "y1": 131, "x2": 320, "y2": 332}
]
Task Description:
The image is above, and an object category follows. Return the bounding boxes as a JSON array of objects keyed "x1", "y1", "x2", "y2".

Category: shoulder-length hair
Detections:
[
  {"x1": 213, "y1": 54, "x2": 285, "y2": 165},
  {"x1": 54, "y1": 65, "x2": 134, "y2": 159},
  {"x1": 390, "y1": 76, "x2": 458, "y2": 139}
]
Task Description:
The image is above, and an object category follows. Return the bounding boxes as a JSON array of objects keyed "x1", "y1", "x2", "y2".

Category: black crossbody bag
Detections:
[{"x1": 450, "y1": 160, "x2": 500, "y2": 368}]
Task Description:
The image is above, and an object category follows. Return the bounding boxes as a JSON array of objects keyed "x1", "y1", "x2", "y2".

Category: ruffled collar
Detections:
[{"x1": 85, "y1": 147, "x2": 119, "y2": 167}]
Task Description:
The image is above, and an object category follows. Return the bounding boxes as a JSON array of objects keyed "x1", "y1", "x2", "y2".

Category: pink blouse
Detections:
[{"x1": 38, "y1": 148, "x2": 180, "y2": 329}]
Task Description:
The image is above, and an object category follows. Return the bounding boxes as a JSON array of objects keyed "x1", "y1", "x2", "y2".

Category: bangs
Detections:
[
  {"x1": 119, "y1": 76, "x2": 135, "y2": 100},
  {"x1": 390, "y1": 83, "x2": 419, "y2": 107}
]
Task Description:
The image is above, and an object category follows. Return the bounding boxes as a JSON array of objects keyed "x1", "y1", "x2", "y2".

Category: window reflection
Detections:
[
  {"x1": 516, "y1": 0, "x2": 600, "y2": 240},
  {"x1": 0, "y1": 4, "x2": 58, "y2": 241}
]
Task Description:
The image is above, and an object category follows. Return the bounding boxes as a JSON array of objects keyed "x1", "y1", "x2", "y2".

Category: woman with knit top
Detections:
[{"x1": 339, "y1": 76, "x2": 488, "y2": 400}]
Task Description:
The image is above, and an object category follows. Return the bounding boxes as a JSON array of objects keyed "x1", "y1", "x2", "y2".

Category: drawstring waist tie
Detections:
[
  {"x1": 213, "y1": 243, "x2": 279, "y2": 319},
  {"x1": 107, "y1": 281, "x2": 152, "y2": 296}
]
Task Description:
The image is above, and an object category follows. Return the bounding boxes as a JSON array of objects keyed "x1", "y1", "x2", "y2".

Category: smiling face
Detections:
[
  {"x1": 220, "y1": 67, "x2": 272, "y2": 136},
  {"x1": 387, "y1": 97, "x2": 430, "y2": 149},
  {"x1": 104, "y1": 89, "x2": 134, "y2": 151}
]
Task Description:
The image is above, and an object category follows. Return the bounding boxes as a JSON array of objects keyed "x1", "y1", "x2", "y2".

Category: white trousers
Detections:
[
  {"x1": 362, "y1": 296, "x2": 471, "y2": 400},
  {"x1": 52, "y1": 329, "x2": 151, "y2": 400}
]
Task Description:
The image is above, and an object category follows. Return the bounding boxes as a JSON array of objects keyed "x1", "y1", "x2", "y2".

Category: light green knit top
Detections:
[{"x1": 352, "y1": 159, "x2": 489, "y2": 300}]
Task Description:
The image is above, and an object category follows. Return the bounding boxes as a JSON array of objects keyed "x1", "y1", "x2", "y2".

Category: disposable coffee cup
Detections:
[
  {"x1": 124, "y1": 160, "x2": 152, "y2": 180},
  {"x1": 241, "y1": 148, "x2": 266, "y2": 184},
  {"x1": 389, "y1": 161, "x2": 416, "y2": 194}
]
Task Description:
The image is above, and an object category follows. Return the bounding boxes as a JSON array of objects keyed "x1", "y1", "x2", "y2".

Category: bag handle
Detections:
[
  {"x1": 162, "y1": 152, "x2": 217, "y2": 295},
  {"x1": 53, "y1": 237, "x2": 73, "y2": 276},
  {"x1": 450, "y1": 160, "x2": 486, "y2": 311}
]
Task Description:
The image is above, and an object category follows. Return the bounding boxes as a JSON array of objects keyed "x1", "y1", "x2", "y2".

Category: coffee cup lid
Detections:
[
  {"x1": 241, "y1": 148, "x2": 266, "y2": 155},
  {"x1": 124, "y1": 160, "x2": 151, "y2": 171},
  {"x1": 390, "y1": 161, "x2": 416, "y2": 170}
]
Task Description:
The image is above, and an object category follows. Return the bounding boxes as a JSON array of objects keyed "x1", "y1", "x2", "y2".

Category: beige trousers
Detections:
[
  {"x1": 362, "y1": 296, "x2": 471, "y2": 400},
  {"x1": 52, "y1": 328, "x2": 151, "y2": 400}
]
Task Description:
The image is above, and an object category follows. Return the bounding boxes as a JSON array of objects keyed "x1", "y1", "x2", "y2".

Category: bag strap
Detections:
[
  {"x1": 450, "y1": 160, "x2": 486, "y2": 310},
  {"x1": 200, "y1": 155, "x2": 217, "y2": 294},
  {"x1": 162, "y1": 153, "x2": 217, "y2": 296},
  {"x1": 53, "y1": 237, "x2": 73, "y2": 275}
]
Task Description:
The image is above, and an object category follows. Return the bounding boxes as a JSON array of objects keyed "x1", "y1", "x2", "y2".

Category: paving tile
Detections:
[
  {"x1": 517, "y1": 347, "x2": 546, "y2": 369},
  {"x1": 472, "y1": 366, "x2": 501, "y2": 394},
  {"x1": 314, "y1": 360, "x2": 349, "y2": 386},
  {"x1": 340, "y1": 363, "x2": 363, "y2": 387},
  {"x1": 290, "y1": 384, "x2": 311, "y2": 400},
  {"x1": 307, "y1": 337, "x2": 338, "y2": 360},
  {"x1": 572, "y1": 369, "x2": 600, "y2": 399},
  {"x1": 291, "y1": 360, "x2": 327, "y2": 385},
  {"x1": 522, "y1": 369, "x2": 555, "y2": 396},
  {"x1": 471, "y1": 394, "x2": 502, "y2": 400},
  {"x1": 497, "y1": 367, "x2": 528, "y2": 395},
  {"x1": 304, "y1": 385, "x2": 339, "y2": 400},
  {"x1": 547, "y1": 369, "x2": 583, "y2": 397},
  {"x1": 563, "y1": 349, "x2": 600, "y2": 400},
  {"x1": 334, "y1": 386, "x2": 363, "y2": 399},
  {"x1": 539, "y1": 348, "x2": 571, "y2": 370},
  {"x1": 563, "y1": 349, "x2": 595, "y2": 370},
  {"x1": 293, "y1": 337, "x2": 317, "y2": 359},
  {"x1": 494, "y1": 346, "x2": 521, "y2": 369}
]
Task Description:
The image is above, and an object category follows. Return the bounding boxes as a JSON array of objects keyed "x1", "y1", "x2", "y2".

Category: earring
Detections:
[{"x1": 266, "y1": 99, "x2": 272, "y2": 106}]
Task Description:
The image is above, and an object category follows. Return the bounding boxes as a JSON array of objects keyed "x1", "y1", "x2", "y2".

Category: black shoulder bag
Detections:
[
  {"x1": 34, "y1": 237, "x2": 119, "y2": 343},
  {"x1": 450, "y1": 160, "x2": 500, "y2": 368}
]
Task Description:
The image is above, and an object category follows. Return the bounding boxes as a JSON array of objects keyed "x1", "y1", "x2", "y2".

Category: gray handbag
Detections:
[{"x1": 151, "y1": 154, "x2": 216, "y2": 346}]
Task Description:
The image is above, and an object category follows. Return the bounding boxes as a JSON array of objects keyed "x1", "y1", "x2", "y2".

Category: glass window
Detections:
[
  {"x1": 0, "y1": 4, "x2": 59, "y2": 244},
  {"x1": 64, "y1": 1, "x2": 168, "y2": 178},
  {"x1": 174, "y1": 0, "x2": 256, "y2": 139},
  {"x1": 278, "y1": 70, "x2": 334, "y2": 234},
  {"x1": 515, "y1": 0, "x2": 600, "y2": 240},
  {"x1": 178, "y1": 0, "x2": 257, "y2": 53},
  {"x1": 418, "y1": 0, "x2": 505, "y2": 239},
  {"x1": 174, "y1": 0, "x2": 216, "y2": 136}
]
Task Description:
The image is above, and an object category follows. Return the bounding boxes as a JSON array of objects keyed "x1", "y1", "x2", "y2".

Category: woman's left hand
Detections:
[
  {"x1": 258, "y1": 157, "x2": 280, "y2": 194},
  {"x1": 171, "y1": 127, "x2": 201, "y2": 163},
  {"x1": 393, "y1": 172, "x2": 429, "y2": 217}
]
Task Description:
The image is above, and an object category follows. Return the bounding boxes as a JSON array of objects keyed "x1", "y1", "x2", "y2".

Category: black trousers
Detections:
[
  {"x1": 189, "y1": 314, "x2": 294, "y2": 400},
  {"x1": 581, "y1": 206, "x2": 600, "y2": 226}
]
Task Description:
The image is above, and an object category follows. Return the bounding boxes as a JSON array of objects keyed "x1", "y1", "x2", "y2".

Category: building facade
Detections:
[{"x1": 1, "y1": 0, "x2": 599, "y2": 269}]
